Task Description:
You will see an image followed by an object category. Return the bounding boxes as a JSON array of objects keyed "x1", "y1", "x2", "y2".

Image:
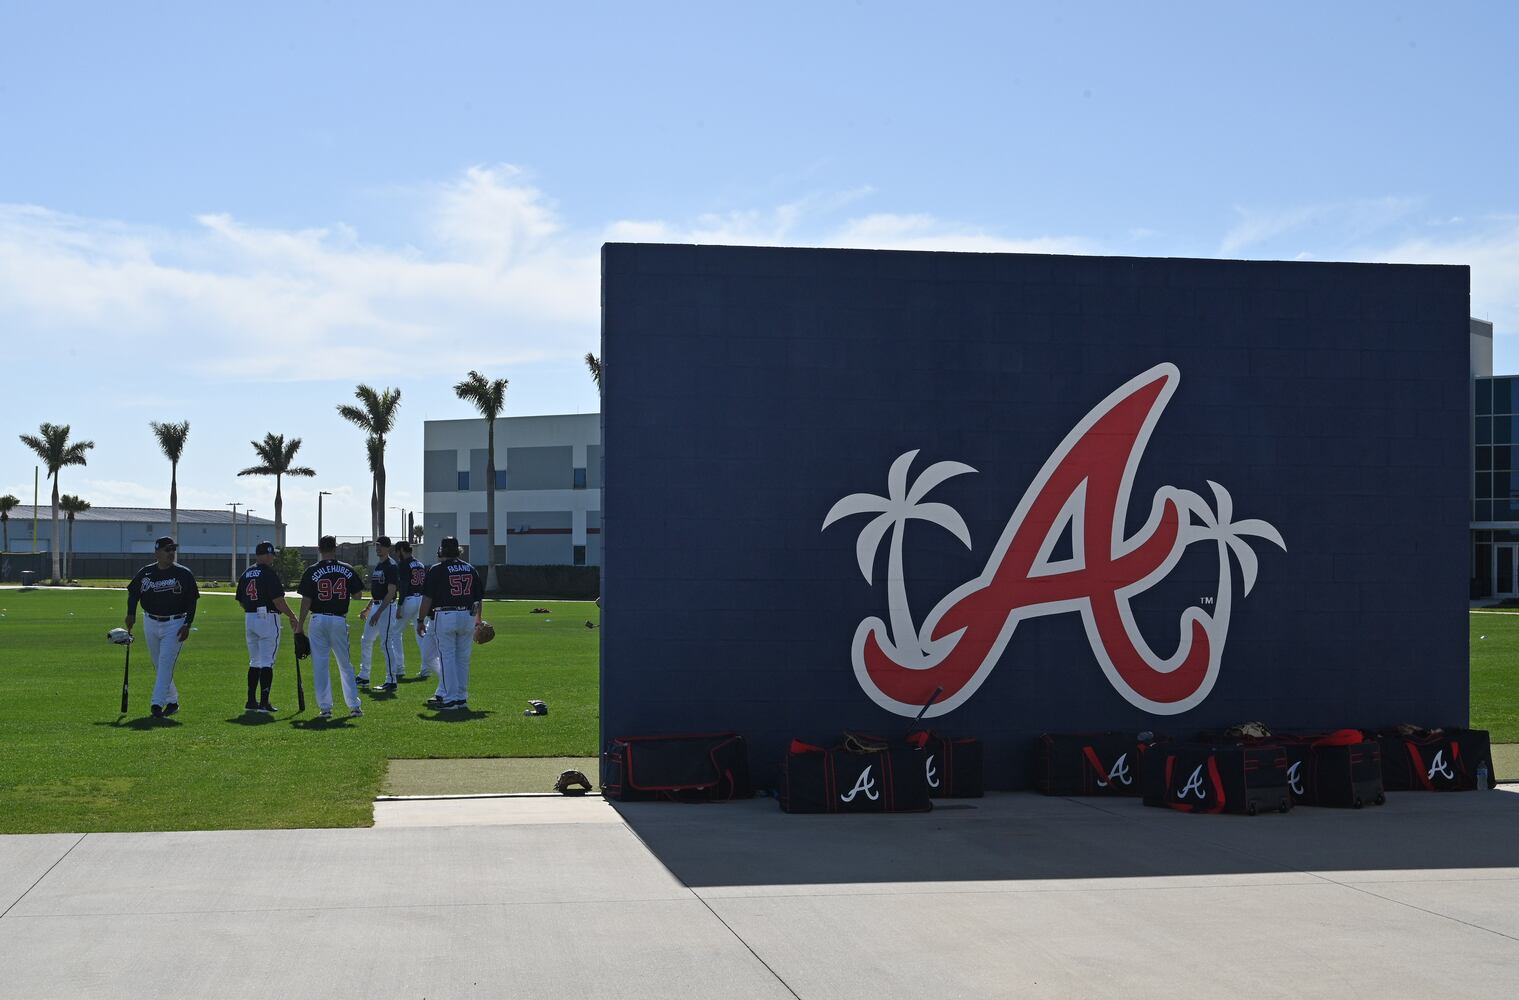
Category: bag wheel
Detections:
[
  {"x1": 1352, "y1": 797, "x2": 1363, "y2": 809},
  {"x1": 1247, "y1": 802, "x2": 1258, "y2": 816},
  {"x1": 1278, "y1": 799, "x2": 1289, "y2": 813},
  {"x1": 1375, "y1": 793, "x2": 1386, "y2": 806}
]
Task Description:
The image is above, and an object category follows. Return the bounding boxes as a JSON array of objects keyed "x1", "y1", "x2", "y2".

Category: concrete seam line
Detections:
[
  {"x1": 611, "y1": 807, "x2": 803, "y2": 1000},
  {"x1": 1307, "y1": 873, "x2": 1519, "y2": 944},
  {"x1": 0, "y1": 833, "x2": 87, "y2": 921}
]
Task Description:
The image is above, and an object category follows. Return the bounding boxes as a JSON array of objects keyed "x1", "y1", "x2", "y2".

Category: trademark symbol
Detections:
[{"x1": 1199, "y1": 596, "x2": 1215, "y2": 606}]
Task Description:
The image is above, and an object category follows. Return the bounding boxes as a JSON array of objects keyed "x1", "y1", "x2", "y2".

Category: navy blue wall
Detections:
[{"x1": 600, "y1": 244, "x2": 1470, "y2": 789}]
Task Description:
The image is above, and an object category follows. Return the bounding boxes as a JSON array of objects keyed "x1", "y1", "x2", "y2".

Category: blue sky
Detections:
[{"x1": 2, "y1": 2, "x2": 1516, "y2": 542}]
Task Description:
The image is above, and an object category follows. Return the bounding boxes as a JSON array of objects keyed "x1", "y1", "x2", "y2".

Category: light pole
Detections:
[
  {"x1": 390, "y1": 506, "x2": 406, "y2": 542},
  {"x1": 227, "y1": 502, "x2": 240, "y2": 584},
  {"x1": 317, "y1": 491, "x2": 332, "y2": 542},
  {"x1": 245, "y1": 509, "x2": 255, "y2": 570}
]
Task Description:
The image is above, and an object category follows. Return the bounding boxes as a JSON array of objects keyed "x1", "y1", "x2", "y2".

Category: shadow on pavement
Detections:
[{"x1": 613, "y1": 790, "x2": 1519, "y2": 887}]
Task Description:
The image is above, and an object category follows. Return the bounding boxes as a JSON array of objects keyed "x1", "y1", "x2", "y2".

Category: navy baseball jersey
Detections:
[
  {"x1": 422, "y1": 559, "x2": 484, "y2": 611},
  {"x1": 369, "y1": 557, "x2": 400, "y2": 601},
  {"x1": 298, "y1": 559, "x2": 364, "y2": 615},
  {"x1": 127, "y1": 563, "x2": 200, "y2": 624},
  {"x1": 236, "y1": 564, "x2": 286, "y2": 613},
  {"x1": 398, "y1": 557, "x2": 427, "y2": 599}
]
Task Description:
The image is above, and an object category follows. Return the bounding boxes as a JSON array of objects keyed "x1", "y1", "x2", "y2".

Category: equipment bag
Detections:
[
  {"x1": 1035, "y1": 732, "x2": 1161, "y2": 796},
  {"x1": 1299, "y1": 737, "x2": 1385, "y2": 808},
  {"x1": 601, "y1": 733, "x2": 753, "y2": 802},
  {"x1": 906, "y1": 731, "x2": 984, "y2": 798},
  {"x1": 1141, "y1": 743, "x2": 1293, "y2": 815},
  {"x1": 1377, "y1": 728, "x2": 1496, "y2": 791},
  {"x1": 780, "y1": 740, "x2": 933, "y2": 814}
]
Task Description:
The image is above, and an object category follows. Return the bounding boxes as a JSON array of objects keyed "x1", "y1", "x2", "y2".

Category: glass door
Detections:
[{"x1": 1497, "y1": 545, "x2": 1519, "y2": 598}]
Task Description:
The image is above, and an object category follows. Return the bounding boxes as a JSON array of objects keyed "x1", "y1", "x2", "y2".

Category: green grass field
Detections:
[
  {"x1": 2, "y1": 590, "x2": 1514, "y2": 834},
  {"x1": 0, "y1": 588, "x2": 597, "y2": 833}
]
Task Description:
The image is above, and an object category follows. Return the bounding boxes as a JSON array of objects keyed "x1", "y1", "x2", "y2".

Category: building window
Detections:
[
  {"x1": 573, "y1": 467, "x2": 587, "y2": 489},
  {"x1": 573, "y1": 544, "x2": 586, "y2": 566},
  {"x1": 495, "y1": 470, "x2": 507, "y2": 489},
  {"x1": 457, "y1": 471, "x2": 470, "y2": 491}
]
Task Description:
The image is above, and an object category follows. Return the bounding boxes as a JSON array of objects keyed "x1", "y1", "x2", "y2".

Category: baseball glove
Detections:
[
  {"x1": 106, "y1": 627, "x2": 133, "y2": 645},
  {"x1": 294, "y1": 632, "x2": 313, "y2": 659},
  {"x1": 554, "y1": 769, "x2": 592, "y2": 795},
  {"x1": 474, "y1": 620, "x2": 496, "y2": 644}
]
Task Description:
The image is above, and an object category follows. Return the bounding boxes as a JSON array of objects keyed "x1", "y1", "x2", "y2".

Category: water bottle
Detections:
[{"x1": 1477, "y1": 761, "x2": 1490, "y2": 790}]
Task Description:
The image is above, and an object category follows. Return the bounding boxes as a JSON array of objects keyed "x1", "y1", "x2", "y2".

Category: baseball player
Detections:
[
  {"x1": 123, "y1": 536, "x2": 200, "y2": 718},
  {"x1": 356, "y1": 535, "x2": 401, "y2": 692},
  {"x1": 416, "y1": 535, "x2": 484, "y2": 710},
  {"x1": 296, "y1": 535, "x2": 366, "y2": 720},
  {"x1": 235, "y1": 540, "x2": 302, "y2": 713},
  {"x1": 393, "y1": 539, "x2": 439, "y2": 681}
]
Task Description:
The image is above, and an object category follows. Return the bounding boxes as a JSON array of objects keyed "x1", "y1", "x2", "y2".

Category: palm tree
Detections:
[
  {"x1": 585, "y1": 353, "x2": 602, "y2": 392},
  {"x1": 337, "y1": 385, "x2": 401, "y2": 538},
  {"x1": 0, "y1": 494, "x2": 18, "y2": 553},
  {"x1": 18, "y1": 423, "x2": 94, "y2": 582},
  {"x1": 237, "y1": 433, "x2": 315, "y2": 547},
  {"x1": 822, "y1": 450, "x2": 976, "y2": 661},
  {"x1": 454, "y1": 370, "x2": 509, "y2": 591},
  {"x1": 364, "y1": 435, "x2": 383, "y2": 541},
  {"x1": 59, "y1": 494, "x2": 90, "y2": 581},
  {"x1": 149, "y1": 421, "x2": 190, "y2": 541}
]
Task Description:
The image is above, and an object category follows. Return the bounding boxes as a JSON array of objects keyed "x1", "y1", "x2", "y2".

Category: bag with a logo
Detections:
[
  {"x1": 1035, "y1": 732, "x2": 1160, "y2": 796},
  {"x1": 1376, "y1": 727, "x2": 1495, "y2": 791},
  {"x1": 601, "y1": 733, "x2": 753, "y2": 802},
  {"x1": 1141, "y1": 743, "x2": 1293, "y2": 815},
  {"x1": 905, "y1": 731, "x2": 983, "y2": 798},
  {"x1": 780, "y1": 738, "x2": 933, "y2": 814}
]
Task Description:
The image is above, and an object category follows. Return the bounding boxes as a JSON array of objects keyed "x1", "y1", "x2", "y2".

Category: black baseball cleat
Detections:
[
  {"x1": 443, "y1": 700, "x2": 469, "y2": 710},
  {"x1": 245, "y1": 698, "x2": 259, "y2": 713},
  {"x1": 382, "y1": 682, "x2": 398, "y2": 693},
  {"x1": 355, "y1": 676, "x2": 370, "y2": 686},
  {"x1": 317, "y1": 708, "x2": 332, "y2": 720},
  {"x1": 258, "y1": 703, "x2": 278, "y2": 714},
  {"x1": 150, "y1": 704, "x2": 164, "y2": 718},
  {"x1": 424, "y1": 696, "x2": 446, "y2": 708},
  {"x1": 164, "y1": 703, "x2": 180, "y2": 717}
]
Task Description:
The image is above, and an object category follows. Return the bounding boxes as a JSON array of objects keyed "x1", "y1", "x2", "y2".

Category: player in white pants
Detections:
[
  {"x1": 236, "y1": 541, "x2": 302, "y2": 713},
  {"x1": 124, "y1": 536, "x2": 200, "y2": 718},
  {"x1": 393, "y1": 540, "x2": 438, "y2": 681},
  {"x1": 296, "y1": 537, "x2": 367, "y2": 720},
  {"x1": 417, "y1": 536, "x2": 484, "y2": 710},
  {"x1": 357, "y1": 537, "x2": 401, "y2": 690}
]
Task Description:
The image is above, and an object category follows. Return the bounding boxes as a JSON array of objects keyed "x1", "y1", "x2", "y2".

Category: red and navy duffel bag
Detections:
[
  {"x1": 780, "y1": 738, "x2": 933, "y2": 814},
  {"x1": 905, "y1": 731, "x2": 983, "y2": 798},
  {"x1": 1035, "y1": 732, "x2": 1164, "y2": 796},
  {"x1": 1376, "y1": 728, "x2": 1496, "y2": 791},
  {"x1": 1141, "y1": 743, "x2": 1293, "y2": 815},
  {"x1": 602, "y1": 733, "x2": 753, "y2": 802}
]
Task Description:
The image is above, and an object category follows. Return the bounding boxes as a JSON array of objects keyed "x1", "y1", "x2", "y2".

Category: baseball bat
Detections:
[
  {"x1": 293, "y1": 640, "x2": 306, "y2": 712},
  {"x1": 120, "y1": 641, "x2": 131, "y2": 714},
  {"x1": 905, "y1": 686, "x2": 944, "y2": 739}
]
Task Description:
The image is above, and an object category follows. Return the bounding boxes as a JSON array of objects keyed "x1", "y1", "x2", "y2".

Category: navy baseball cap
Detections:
[
  {"x1": 255, "y1": 541, "x2": 276, "y2": 555},
  {"x1": 154, "y1": 536, "x2": 177, "y2": 551},
  {"x1": 438, "y1": 535, "x2": 461, "y2": 557},
  {"x1": 376, "y1": 535, "x2": 392, "y2": 547}
]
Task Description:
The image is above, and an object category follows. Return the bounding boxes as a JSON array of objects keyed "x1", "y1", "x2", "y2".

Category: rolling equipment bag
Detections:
[
  {"x1": 1142, "y1": 743, "x2": 1293, "y2": 815},
  {"x1": 1377, "y1": 728, "x2": 1496, "y2": 791},
  {"x1": 780, "y1": 738, "x2": 932, "y2": 814},
  {"x1": 602, "y1": 733, "x2": 753, "y2": 802},
  {"x1": 906, "y1": 731, "x2": 983, "y2": 798},
  {"x1": 1035, "y1": 732, "x2": 1161, "y2": 796}
]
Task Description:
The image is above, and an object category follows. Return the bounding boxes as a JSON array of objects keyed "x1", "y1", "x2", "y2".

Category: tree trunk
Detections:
[
  {"x1": 49, "y1": 477, "x2": 60, "y2": 582},
  {"x1": 169, "y1": 462, "x2": 179, "y2": 541},
  {"x1": 274, "y1": 475, "x2": 284, "y2": 549},
  {"x1": 2, "y1": 515, "x2": 9, "y2": 553},
  {"x1": 370, "y1": 480, "x2": 379, "y2": 540},
  {"x1": 377, "y1": 438, "x2": 387, "y2": 539},
  {"x1": 66, "y1": 515, "x2": 74, "y2": 581},
  {"x1": 484, "y1": 417, "x2": 498, "y2": 593}
]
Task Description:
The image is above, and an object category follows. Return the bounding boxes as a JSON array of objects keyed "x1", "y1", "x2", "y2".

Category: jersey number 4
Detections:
[
  {"x1": 243, "y1": 580, "x2": 260, "y2": 604},
  {"x1": 448, "y1": 574, "x2": 472, "y2": 597},
  {"x1": 316, "y1": 578, "x2": 348, "y2": 601}
]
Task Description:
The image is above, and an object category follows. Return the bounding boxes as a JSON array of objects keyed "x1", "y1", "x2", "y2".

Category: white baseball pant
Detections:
[
  {"x1": 396, "y1": 594, "x2": 432, "y2": 678},
  {"x1": 144, "y1": 614, "x2": 184, "y2": 709},
  {"x1": 307, "y1": 613, "x2": 361, "y2": 711},
  {"x1": 432, "y1": 609, "x2": 475, "y2": 704},
  {"x1": 244, "y1": 610, "x2": 281, "y2": 668},
  {"x1": 359, "y1": 601, "x2": 400, "y2": 683}
]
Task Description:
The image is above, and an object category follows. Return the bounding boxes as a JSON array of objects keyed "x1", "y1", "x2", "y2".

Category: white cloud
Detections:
[{"x1": 1220, "y1": 197, "x2": 1419, "y2": 255}]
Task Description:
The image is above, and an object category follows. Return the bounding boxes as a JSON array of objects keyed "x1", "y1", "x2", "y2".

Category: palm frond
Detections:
[
  {"x1": 585, "y1": 353, "x2": 602, "y2": 389},
  {"x1": 285, "y1": 466, "x2": 317, "y2": 477},
  {"x1": 150, "y1": 420, "x2": 190, "y2": 462}
]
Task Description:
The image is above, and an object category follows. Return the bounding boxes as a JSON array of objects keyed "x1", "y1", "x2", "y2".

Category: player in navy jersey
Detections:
[
  {"x1": 296, "y1": 535, "x2": 366, "y2": 720},
  {"x1": 357, "y1": 535, "x2": 401, "y2": 691},
  {"x1": 124, "y1": 536, "x2": 200, "y2": 718},
  {"x1": 416, "y1": 536, "x2": 484, "y2": 710},
  {"x1": 235, "y1": 541, "x2": 302, "y2": 713},
  {"x1": 393, "y1": 539, "x2": 438, "y2": 681}
]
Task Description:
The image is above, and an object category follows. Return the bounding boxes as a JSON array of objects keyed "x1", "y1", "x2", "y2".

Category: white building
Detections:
[
  {"x1": 422, "y1": 413, "x2": 601, "y2": 567},
  {"x1": 2, "y1": 505, "x2": 277, "y2": 556}
]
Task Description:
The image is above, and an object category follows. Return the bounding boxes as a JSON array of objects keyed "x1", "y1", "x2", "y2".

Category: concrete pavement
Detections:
[{"x1": 2, "y1": 791, "x2": 1517, "y2": 998}]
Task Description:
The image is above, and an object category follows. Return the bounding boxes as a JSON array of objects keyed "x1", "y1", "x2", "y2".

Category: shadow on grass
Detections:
[
  {"x1": 224, "y1": 713, "x2": 277, "y2": 726},
  {"x1": 290, "y1": 716, "x2": 357, "y2": 731},
  {"x1": 417, "y1": 709, "x2": 494, "y2": 722},
  {"x1": 94, "y1": 716, "x2": 182, "y2": 730}
]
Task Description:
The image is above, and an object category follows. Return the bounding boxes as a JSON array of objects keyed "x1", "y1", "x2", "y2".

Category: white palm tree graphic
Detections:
[
  {"x1": 1186, "y1": 480, "x2": 1286, "y2": 599},
  {"x1": 823, "y1": 450, "x2": 976, "y2": 660}
]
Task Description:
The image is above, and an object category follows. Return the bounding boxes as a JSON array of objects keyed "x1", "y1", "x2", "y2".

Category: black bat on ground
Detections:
[{"x1": 120, "y1": 641, "x2": 131, "y2": 714}]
